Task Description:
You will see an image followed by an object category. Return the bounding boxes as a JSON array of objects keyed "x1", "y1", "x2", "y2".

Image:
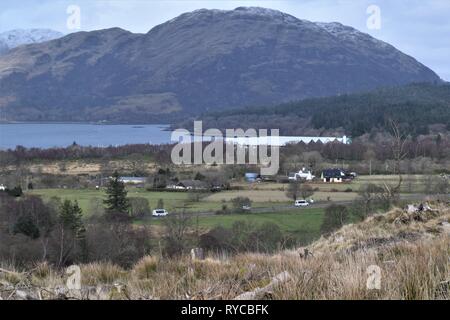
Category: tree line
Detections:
[{"x1": 0, "y1": 171, "x2": 151, "y2": 268}]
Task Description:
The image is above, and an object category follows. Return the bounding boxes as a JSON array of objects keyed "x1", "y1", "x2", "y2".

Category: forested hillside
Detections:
[{"x1": 193, "y1": 83, "x2": 450, "y2": 136}]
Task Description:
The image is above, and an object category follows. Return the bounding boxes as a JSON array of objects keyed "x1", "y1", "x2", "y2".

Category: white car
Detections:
[
  {"x1": 294, "y1": 200, "x2": 310, "y2": 207},
  {"x1": 152, "y1": 209, "x2": 168, "y2": 217}
]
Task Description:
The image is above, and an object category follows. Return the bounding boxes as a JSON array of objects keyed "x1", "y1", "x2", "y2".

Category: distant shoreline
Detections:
[{"x1": 0, "y1": 121, "x2": 170, "y2": 126}]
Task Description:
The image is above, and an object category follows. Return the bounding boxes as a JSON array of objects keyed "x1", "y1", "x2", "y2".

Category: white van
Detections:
[
  {"x1": 294, "y1": 200, "x2": 310, "y2": 207},
  {"x1": 152, "y1": 209, "x2": 168, "y2": 217}
]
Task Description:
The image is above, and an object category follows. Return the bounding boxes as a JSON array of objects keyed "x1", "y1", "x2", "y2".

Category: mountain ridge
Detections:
[{"x1": 0, "y1": 7, "x2": 441, "y2": 122}]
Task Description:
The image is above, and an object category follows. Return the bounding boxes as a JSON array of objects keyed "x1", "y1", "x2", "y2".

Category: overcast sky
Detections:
[{"x1": 1, "y1": 0, "x2": 449, "y2": 80}]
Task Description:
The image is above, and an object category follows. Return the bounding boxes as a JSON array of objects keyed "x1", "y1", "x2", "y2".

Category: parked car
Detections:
[
  {"x1": 294, "y1": 200, "x2": 310, "y2": 207},
  {"x1": 242, "y1": 205, "x2": 252, "y2": 211},
  {"x1": 152, "y1": 209, "x2": 168, "y2": 217}
]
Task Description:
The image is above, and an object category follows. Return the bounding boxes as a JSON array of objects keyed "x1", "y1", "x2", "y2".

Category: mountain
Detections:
[
  {"x1": 191, "y1": 83, "x2": 450, "y2": 136},
  {"x1": 0, "y1": 7, "x2": 441, "y2": 122},
  {"x1": 0, "y1": 29, "x2": 64, "y2": 54}
]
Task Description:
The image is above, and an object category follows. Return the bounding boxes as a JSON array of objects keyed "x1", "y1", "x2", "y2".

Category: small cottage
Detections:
[
  {"x1": 289, "y1": 168, "x2": 315, "y2": 181},
  {"x1": 321, "y1": 169, "x2": 346, "y2": 183}
]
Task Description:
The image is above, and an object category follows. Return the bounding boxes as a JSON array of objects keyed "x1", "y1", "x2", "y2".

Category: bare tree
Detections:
[
  {"x1": 384, "y1": 119, "x2": 408, "y2": 202},
  {"x1": 286, "y1": 181, "x2": 301, "y2": 201},
  {"x1": 300, "y1": 184, "x2": 314, "y2": 199},
  {"x1": 162, "y1": 210, "x2": 193, "y2": 256},
  {"x1": 357, "y1": 183, "x2": 387, "y2": 217}
]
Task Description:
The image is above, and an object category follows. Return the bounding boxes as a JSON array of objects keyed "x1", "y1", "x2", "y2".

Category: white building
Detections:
[
  {"x1": 118, "y1": 177, "x2": 146, "y2": 184},
  {"x1": 224, "y1": 135, "x2": 350, "y2": 146},
  {"x1": 288, "y1": 168, "x2": 315, "y2": 181}
]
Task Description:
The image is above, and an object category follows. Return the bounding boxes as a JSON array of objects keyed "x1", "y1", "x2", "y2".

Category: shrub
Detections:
[
  {"x1": 201, "y1": 221, "x2": 285, "y2": 254},
  {"x1": 32, "y1": 262, "x2": 51, "y2": 279},
  {"x1": 300, "y1": 184, "x2": 314, "y2": 199},
  {"x1": 321, "y1": 204, "x2": 349, "y2": 235},
  {"x1": 215, "y1": 204, "x2": 230, "y2": 215},
  {"x1": 129, "y1": 197, "x2": 151, "y2": 218},
  {"x1": 433, "y1": 178, "x2": 448, "y2": 195},
  {"x1": 81, "y1": 262, "x2": 126, "y2": 285},
  {"x1": 7, "y1": 186, "x2": 23, "y2": 197},
  {"x1": 133, "y1": 256, "x2": 160, "y2": 279},
  {"x1": 199, "y1": 226, "x2": 233, "y2": 252},
  {"x1": 231, "y1": 197, "x2": 252, "y2": 212}
]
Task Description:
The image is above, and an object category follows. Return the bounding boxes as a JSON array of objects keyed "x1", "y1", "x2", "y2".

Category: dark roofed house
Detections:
[
  {"x1": 321, "y1": 169, "x2": 346, "y2": 183},
  {"x1": 210, "y1": 181, "x2": 227, "y2": 192}
]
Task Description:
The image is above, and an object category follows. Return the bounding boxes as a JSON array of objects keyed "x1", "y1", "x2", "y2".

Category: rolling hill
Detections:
[{"x1": 190, "y1": 83, "x2": 450, "y2": 136}]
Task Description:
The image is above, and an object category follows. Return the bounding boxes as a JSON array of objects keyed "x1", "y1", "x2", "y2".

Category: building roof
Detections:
[
  {"x1": 322, "y1": 169, "x2": 345, "y2": 178},
  {"x1": 119, "y1": 177, "x2": 146, "y2": 182},
  {"x1": 177, "y1": 180, "x2": 208, "y2": 188}
]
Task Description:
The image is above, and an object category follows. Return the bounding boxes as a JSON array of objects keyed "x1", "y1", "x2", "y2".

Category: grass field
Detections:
[
  {"x1": 28, "y1": 188, "x2": 216, "y2": 214},
  {"x1": 28, "y1": 187, "x2": 325, "y2": 243},
  {"x1": 143, "y1": 207, "x2": 325, "y2": 244},
  {"x1": 28, "y1": 174, "x2": 430, "y2": 215},
  {"x1": 28, "y1": 188, "x2": 293, "y2": 215}
]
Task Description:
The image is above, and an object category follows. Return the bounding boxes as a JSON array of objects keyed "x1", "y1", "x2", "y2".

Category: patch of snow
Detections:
[
  {"x1": 0, "y1": 29, "x2": 64, "y2": 51},
  {"x1": 315, "y1": 22, "x2": 390, "y2": 48},
  {"x1": 232, "y1": 7, "x2": 310, "y2": 25}
]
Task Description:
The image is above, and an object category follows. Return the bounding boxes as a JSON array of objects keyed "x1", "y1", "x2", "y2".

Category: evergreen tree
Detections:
[
  {"x1": 59, "y1": 200, "x2": 84, "y2": 236},
  {"x1": 103, "y1": 171, "x2": 130, "y2": 213},
  {"x1": 14, "y1": 214, "x2": 40, "y2": 239},
  {"x1": 57, "y1": 199, "x2": 85, "y2": 266}
]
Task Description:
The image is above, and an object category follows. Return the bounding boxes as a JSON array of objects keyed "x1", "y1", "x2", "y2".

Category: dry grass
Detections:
[
  {"x1": 1, "y1": 203, "x2": 448, "y2": 300},
  {"x1": 5, "y1": 159, "x2": 157, "y2": 175},
  {"x1": 81, "y1": 263, "x2": 127, "y2": 286}
]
